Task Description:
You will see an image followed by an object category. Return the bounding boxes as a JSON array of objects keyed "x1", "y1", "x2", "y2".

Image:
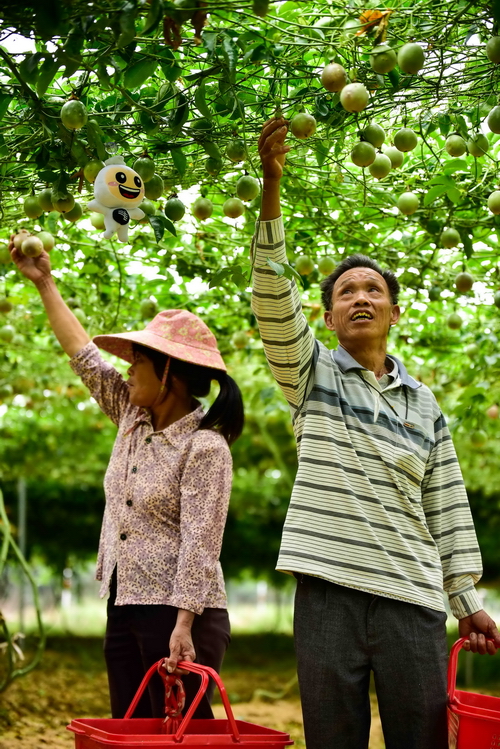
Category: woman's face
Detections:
[{"x1": 127, "y1": 349, "x2": 163, "y2": 407}]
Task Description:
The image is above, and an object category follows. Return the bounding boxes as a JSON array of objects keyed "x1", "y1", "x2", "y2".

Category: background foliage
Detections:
[{"x1": 1, "y1": 0, "x2": 500, "y2": 582}]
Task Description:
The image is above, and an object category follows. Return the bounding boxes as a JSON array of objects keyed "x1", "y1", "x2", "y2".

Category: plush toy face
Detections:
[{"x1": 94, "y1": 165, "x2": 145, "y2": 208}]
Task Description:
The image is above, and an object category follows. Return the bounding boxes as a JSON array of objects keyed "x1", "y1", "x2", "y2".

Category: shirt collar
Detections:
[{"x1": 331, "y1": 346, "x2": 421, "y2": 389}]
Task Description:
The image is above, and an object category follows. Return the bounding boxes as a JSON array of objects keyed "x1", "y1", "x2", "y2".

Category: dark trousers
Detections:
[
  {"x1": 294, "y1": 576, "x2": 449, "y2": 749},
  {"x1": 104, "y1": 571, "x2": 231, "y2": 719}
]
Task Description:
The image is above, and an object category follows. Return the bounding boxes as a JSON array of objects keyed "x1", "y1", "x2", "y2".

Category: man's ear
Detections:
[
  {"x1": 390, "y1": 304, "x2": 401, "y2": 326},
  {"x1": 324, "y1": 310, "x2": 335, "y2": 332}
]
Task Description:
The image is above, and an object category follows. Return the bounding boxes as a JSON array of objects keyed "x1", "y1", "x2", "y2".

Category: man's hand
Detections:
[
  {"x1": 166, "y1": 618, "x2": 196, "y2": 674},
  {"x1": 258, "y1": 117, "x2": 290, "y2": 182},
  {"x1": 459, "y1": 609, "x2": 500, "y2": 654}
]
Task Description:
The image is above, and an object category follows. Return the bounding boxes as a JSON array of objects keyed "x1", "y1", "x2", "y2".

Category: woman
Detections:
[{"x1": 9, "y1": 234, "x2": 244, "y2": 720}]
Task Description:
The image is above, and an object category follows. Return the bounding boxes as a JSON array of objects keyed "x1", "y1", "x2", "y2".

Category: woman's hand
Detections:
[
  {"x1": 9, "y1": 234, "x2": 52, "y2": 288},
  {"x1": 459, "y1": 609, "x2": 500, "y2": 654},
  {"x1": 258, "y1": 117, "x2": 290, "y2": 182},
  {"x1": 166, "y1": 611, "x2": 196, "y2": 674}
]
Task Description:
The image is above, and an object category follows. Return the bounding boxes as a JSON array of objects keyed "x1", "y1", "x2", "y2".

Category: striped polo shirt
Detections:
[{"x1": 251, "y1": 216, "x2": 482, "y2": 619}]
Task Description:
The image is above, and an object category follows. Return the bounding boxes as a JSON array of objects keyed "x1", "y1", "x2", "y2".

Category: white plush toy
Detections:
[{"x1": 87, "y1": 156, "x2": 146, "y2": 243}]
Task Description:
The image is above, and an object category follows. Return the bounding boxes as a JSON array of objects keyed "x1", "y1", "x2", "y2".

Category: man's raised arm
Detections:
[{"x1": 251, "y1": 119, "x2": 315, "y2": 412}]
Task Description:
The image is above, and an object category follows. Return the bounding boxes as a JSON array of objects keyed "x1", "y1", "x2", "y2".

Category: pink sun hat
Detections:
[{"x1": 93, "y1": 309, "x2": 227, "y2": 372}]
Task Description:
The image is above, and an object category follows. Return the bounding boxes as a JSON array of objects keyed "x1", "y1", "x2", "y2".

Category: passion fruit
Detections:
[
  {"x1": 470, "y1": 429, "x2": 487, "y2": 447},
  {"x1": 223, "y1": 198, "x2": 245, "y2": 218},
  {"x1": 133, "y1": 157, "x2": 156, "y2": 183},
  {"x1": 236, "y1": 175, "x2": 260, "y2": 201},
  {"x1": 447, "y1": 312, "x2": 463, "y2": 330},
  {"x1": 226, "y1": 139, "x2": 247, "y2": 162},
  {"x1": 64, "y1": 201, "x2": 83, "y2": 222},
  {"x1": 440, "y1": 227, "x2": 461, "y2": 248},
  {"x1": 351, "y1": 142, "x2": 376, "y2": 167},
  {"x1": 397, "y1": 192, "x2": 419, "y2": 215},
  {"x1": 0, "y1": 298, "x2": 13, "y2": 313},
  {"x1": 232, "y1": 331, "x2": 249, "y2": 349},
  {"x1": 487, "y1": 404, "x2": 499, "y2": 419},
  {"x1": 318, "y1": 256, "x2": 336, "y2": 275},
  {"x1": 394, "y1": 128, "x2": 418, "y2": 152},
  {"x1": 455, "y1": 272, "x2": 474, "y2": 293},
  {"x1": 428, "y1": 286, "x2": 441, "y2": 302},
  {"x1": 368, "y1": 153, "x2": 392, "y2": 179},
  {"x1": 320, "y1": 63, "x2": 347, "y2": 92},
  {"x1": 90, "y1": 212, "x2": 106, "y2": 230},
  {"x1": 487, "y1": 106, "x2": 500, "y2": 134},
  {"x1": 83, "y1": 160, "x2": 105, "y2": 183},
  {"x1": 445, "y1": 134, "x2": 467, "y2": 157},
  {"x1": 295, "y1": 255, "x2": 315, "y2": 275},
  {"x1": 24, "y1": 196, "x2": 43, "y2": 219},
  {"x1": 0, "y1": 244, "x2": 11, "y2": 264},
  {"x1": 13, "y1": 230, "x2": 30, "y2": 250},
  {"x1": 21, "y1": 236, "x2": 44, "y2": 257},
  {"x1": 362, "y1": 122, "x2": 385, "y2": 148},
  {"x1": 205, "y1": 157, "x2": 223, "y2": 176},
  {"x1": 339, "y1": 82, "x2": 369, "y2": 113},
  {"x1": 384, "y1": 146, "x2": 404, "y2": 168},
  {"x1": 192, "y1": 197, "x2": 213, "y2": 220},
  {"x1": 397, "y1": 43, "x2": 425, "y2": 74},
  {"x1": 0, "y1": 325, "x2": 15, "y2": 343},
  {"x1": 73, "y1": 308, "x2": 87, "y2": 325},
  {"x1": 144, "y1": 174, "x2": 164, "y2": 200},
  {"x1": 164, "y1": 196, "x2": 186, "y2": 222},
  {"x1": 290, "y1": 113, "x2": 317, "y2": 139},
  {"x1": 60, "y1": 99, "x2": 88, "y2": 130},
  {"x1": 369, "y1": 44, "x2": 397, "y2": 74},
  {"x1": 488, "y1": 191, "x2": 500, "y2": 214},
  {"x1": 467, "y1": 133, "x2": 489, "y2": 158},
  {"x1": 486, "y1": 36, "x2": 500, "y2": 64},
  {"x1": 36, "y1": 231, "x2": 55, "y2": 251},
  {"x1": 140, "y1": 299, "x2": 158, "y2": 319},
  {"x1": 38, "y1": 188, "x2": 54, "y2": 212},
  {"x1": 51, "y1": 191, "x2": 75, "y2": 213}
]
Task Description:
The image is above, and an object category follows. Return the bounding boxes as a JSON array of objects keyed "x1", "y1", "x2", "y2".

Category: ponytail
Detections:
[{"x1": 199, "y1": 372, "x2": 244, "y2": 446}]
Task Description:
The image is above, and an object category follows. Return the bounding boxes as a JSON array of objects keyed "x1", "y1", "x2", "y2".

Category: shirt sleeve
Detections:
[
  {"x1": 170, "y1": 431, "x2": 232, "y2": 614},
  {"x1": 421, "y1": 411, "x2": 483, "y2": 619},
  {"x1": 251, "y1": 216, "x2": 315, "y2": 412},
  {"x1": 69, "y1": 341, "x2": 130, "y2": 427}
]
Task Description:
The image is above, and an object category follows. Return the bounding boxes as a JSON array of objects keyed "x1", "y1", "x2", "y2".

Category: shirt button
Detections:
[
  {"x1": 120, "y1": 533, "x2": 127, "y2": 541},
  {"x1": 131, "y1": 466, "x2": 137, "y2": 473},
  {"x1": 145, "y1": 437, "x2": 152, "y2": 444},
  {"x1": 126, "y1": 500, "x2": 133, "y2": 507}
]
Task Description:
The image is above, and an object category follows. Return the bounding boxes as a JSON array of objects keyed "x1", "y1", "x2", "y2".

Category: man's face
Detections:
[{"x1": 323, "y1": 267, "x2": 400, "y2": 347}]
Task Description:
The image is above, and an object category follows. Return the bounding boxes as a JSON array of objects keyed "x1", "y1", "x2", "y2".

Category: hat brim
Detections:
[{"x1": 93, "y1": 329, "x2": 227, "y2": 371}]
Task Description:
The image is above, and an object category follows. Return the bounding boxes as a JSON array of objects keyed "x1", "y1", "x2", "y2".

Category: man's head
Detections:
[{"x1": 320, "y1": 254, "x2": 400, "y2": 347}]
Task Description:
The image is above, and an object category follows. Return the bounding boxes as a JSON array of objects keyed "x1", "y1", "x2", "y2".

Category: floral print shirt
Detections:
[{"x1": 70, "y1": 342, "x2": 232, "y2": 613}]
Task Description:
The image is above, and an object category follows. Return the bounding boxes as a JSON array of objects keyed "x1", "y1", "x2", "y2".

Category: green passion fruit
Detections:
[
  {"x1": 445, "y1": 134, "x2": 467, "y2": 157},
  {"x1": 467, "y1": 134, "x2": 489, "y2": 157},
  {"x1": 60, "y1": 99, "x2": 88, "y2": 130},
  {"x1": 133, "y1": 157, "x2": 156, "y2": 183},
  {"x1": 290, "y1": 113, "x2": 317, "y2": 139},
  {"x1": 320, "y1": 63, "x2": 347, "y2": 92},
  {"x1": 447, "y1": 312, "x2": 463, "y2": 330},
  {"x1": 397, "y1": 43, "x2": 425, "y2": 74},
  {"x1": 368, "y1": 153, "x2": 392, "y2": 179},
  {"x1": 488, "y1": 191, "x2": 500, "y2": 214},
  {"x1": 397, "y1": 192, "x2": 419, "y2": 215},
  {"x1": 226, "y1": 139, "x2": 247, "y2": 162},
  {"x1": 21, "y1": 236, "x2": 44, "y2": 257},
  {"x1": 236, "y1": 175, "x2": 260, "y2": 201},
  {"x1": 38, "y1": 188, "x2": 54, "y2": 212},
  {"x1": 83, "y1": 160, "x2": 105, "y2": 183},
  {"x1": 394, "y1": 128, "x2": 418, "y2": 152},
  {"x1": 24, "y1": 196, "x2": 43, "y2": 219},
  {"x1": 223, "y1": 198, "x2": 245, "y2": 218},
  {"x1": 192, "y1": 197, "x2": 213, "y2": 220},
  {"x1": 164, "y1": 197, "x2": 186, "y2": 222},
  {"x1": 440, "y1": 227, "x2": 461, "y2": 248},
  {"x1": 454, "y1": 272, "x2": 474, "y2": 293},
  {"x1": 362, "y1": 122, "x2": 386, "y2": 149},
  {"x1": 351, "y1": 142, "x2": 376, "y2": 167},
  {"x1": 384, "y1": 146, "x2": 404, "y2": 168},
  {"x1": 295, "y1": 255, "x2": 315, "y2": 275},
  {"x1": 339, "y1": 82, "x2": 369, "y2": 113},
  {"x1": 369, "y1": 44, "x2": 397, "y2": 74},
  {"x1": 486, "y1": 36, "x2": 500, "y2": 64},
  {"x1": 144, "y1": 174, "x2": 164, "y2": 200}
]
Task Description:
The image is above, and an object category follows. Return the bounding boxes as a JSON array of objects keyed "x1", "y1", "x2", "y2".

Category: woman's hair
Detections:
[{"x1": 132, "y1": 343, "x2": 244, "y2": 446}]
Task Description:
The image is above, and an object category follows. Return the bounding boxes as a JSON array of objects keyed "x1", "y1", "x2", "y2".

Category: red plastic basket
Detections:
[
  {"x1": 67, "y1": 659, "x2": 294, "y2": 749},
  {"x1": 448, "y1": 637, "x2": 500, "y2": 749}
]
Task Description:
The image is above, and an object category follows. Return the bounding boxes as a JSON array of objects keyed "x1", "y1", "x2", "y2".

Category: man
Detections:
[{"x1": 251, "y1": 117, "x2": 500, "y2": 749}]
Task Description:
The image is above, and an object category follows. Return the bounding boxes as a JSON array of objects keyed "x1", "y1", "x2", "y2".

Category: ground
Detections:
[{"x1": 0, "y1": 634, "x2": 386, "y2": 749}]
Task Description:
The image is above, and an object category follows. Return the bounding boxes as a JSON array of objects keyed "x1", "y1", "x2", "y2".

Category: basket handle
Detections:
[
  {"x1": 123, "y1": 659, "x2": 241, "y2": 743},
  {"x1": 447, "y1": 637, "x2": 497, "y2": 705}
]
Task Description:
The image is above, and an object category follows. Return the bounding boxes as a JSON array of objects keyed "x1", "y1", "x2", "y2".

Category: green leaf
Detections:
[
  {"x1": 202, "y1": 141, "x2": 222, "y2": 159},
  {"x1": 194, "y1": 80, "x2": 213, "y2": 120},
  {"x1": 202, "y1": 31, "x2": 218, "y2": 57},
  {"x1": 36, "y1": 55, "x2": 61, "y2": 97},
  {"x1": 170, "y1": 92, "x2": 189, "y2": 135},
  {"x1": 117, "y1": 1, "x2": 137, "y2": 48},
  {"x1": 171, "y1": 148, "x2": 187, "y2": 175},
  {"x1": 222, "y1": 35, "x2": 238, "y2": 84},
  {"x1": 157, "y1": 48, "x2": 182, "y2": 81},
  {"x1": 387, "y1": 68, "x2": 400, "y2": 89},
  {"x1": 149, "y1": 215, "x2": 176, "y2": 243},
  {"x1": 447, "y1": 187, "x2": 462, "y2": 204},
  {"x1": 142, "y1": 0, "x2": 164, "y2": 35},
  {"x1": 86, "y1": 120, "x2": 108, "y2": 162},
  {"x1": 19, "y1": 53, "x2": 42, "y2": 85},
  {"x1": 315, "y1": 142, "x2": 329, "y2": 167},
  {"x1": 423, "y1": 184, "x2": 449, "y2": 206},
  {"x1": 460, "y1": 230, "x2": 474, "y2": 259},
  {"x1": 443, "y1": 159, "x2": 468, "y2": 174},
  {"x1": 232, "y1": 268, "x2": 249, "y2": 290},
  {"x1": 209, "y1": 267, "x2": 233, "y2": 288},
  {"x1": 266, "y1": 258, "x2": 285, "y2": 275},
  {"x1": 124, "y1": 57, "x2": 158, "y2": 90},
  {"x1": 438, "y1": 114, "x2": 451, "y2": 136},
  {"x1": 428, "y1": 174, "x2": 456, "y2": 187},
  {"x1": 0, "y1": 94, "x2": 10, "y2": 122},
  {"x1": 81, "y1": 263, "x2": 101, "y2": 274}
]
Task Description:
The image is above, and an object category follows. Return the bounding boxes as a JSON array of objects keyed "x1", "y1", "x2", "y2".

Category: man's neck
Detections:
[{"x1": 339, "y1": 343, "x2": 390, "y2": 380}]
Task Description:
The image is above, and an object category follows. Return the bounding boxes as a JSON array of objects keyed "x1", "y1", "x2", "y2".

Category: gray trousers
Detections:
[{"x1": 294, "y1": 576, "x2": 449, "y2": 749}]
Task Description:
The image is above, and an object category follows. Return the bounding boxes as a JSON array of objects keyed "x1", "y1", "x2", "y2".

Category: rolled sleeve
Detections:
[
  {"x1": 70, "y1": 341, "x2": 130, "y2": 426},
  {"x1": 170, "y1": 431, "x2": 232, "y2": 614}
]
